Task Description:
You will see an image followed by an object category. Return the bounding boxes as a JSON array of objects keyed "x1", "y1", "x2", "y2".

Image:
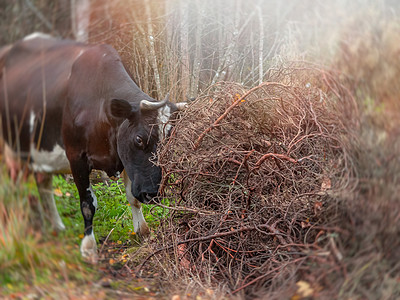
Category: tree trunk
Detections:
[
  {"x1": 257, "y1": 5, "x2": 264, "y2": 85},
  {"x1": 144, "y1": 0, "x2": 162, "y2": 97},
  {"x1": 71, "y1": 0, "x2": 90, "y2": 42},
  {"x1": 189, "y1": 1, "x2": 203, "y2": 97},
  {"x1": 179, "y1": 0, "x2": 190, "y2": 99}
]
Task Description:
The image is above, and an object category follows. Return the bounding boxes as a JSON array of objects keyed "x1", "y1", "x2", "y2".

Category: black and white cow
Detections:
[{"x1": 0, "y1": 33, "x2": 184, "y2": 263}]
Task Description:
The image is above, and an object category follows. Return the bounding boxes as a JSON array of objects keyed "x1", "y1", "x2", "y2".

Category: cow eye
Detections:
[{"x1": 135, "y1": 135, "x2": 144, "y2": 147}]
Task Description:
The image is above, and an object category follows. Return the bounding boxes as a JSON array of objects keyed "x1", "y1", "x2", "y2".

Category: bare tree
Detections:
[
  {"x1": 256, "y1": 4, "x2": 264, "y2": 85},
  {"x1": 179, "y1": 0, "x2": 190, "y2": 99},
  {"x1": 189, "y1": 1, "x2": 204, "y2": 97},
  {"x1": 24, "y1": 0, "x2": 55, "y2": 33},
  {"x1": 144, "y1": 0, "x2": 162, "y2": 97},
  {"x1": 71, "y1": 0, "x2": 90, "y2": 42}
]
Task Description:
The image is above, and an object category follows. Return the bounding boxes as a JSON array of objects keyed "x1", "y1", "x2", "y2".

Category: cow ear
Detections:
[{"x1": 110, "y1": 99, "x2": 133, "y2": 119}]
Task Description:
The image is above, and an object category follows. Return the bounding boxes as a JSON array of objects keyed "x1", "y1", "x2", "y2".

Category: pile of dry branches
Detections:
[{"x1": 151, "y1": 64, "x2": 357, "y2": 297}]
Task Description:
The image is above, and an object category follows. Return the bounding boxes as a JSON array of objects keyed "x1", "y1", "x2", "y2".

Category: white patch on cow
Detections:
[
  {"x1": 157, "y1": 105, "x2": 172, "y2": 140},
  {"x1": 29, "y1": 111, "x2": 35, "y2": 134},
  {"x1": 23, "y1": 32, "x2": 52, "y2": 41},
  {"x1": 87, "y1": 186, "x2": 98, "y2": 210},
  {"x1": 30, "y1": 144, "x2": 70, "y2": 173},
  {"x1": 80, "y1": 231, "x2": 98, "y2": 264},
  {"x1": 123, "y1": 172, "x2": 150, "y2": 236}
]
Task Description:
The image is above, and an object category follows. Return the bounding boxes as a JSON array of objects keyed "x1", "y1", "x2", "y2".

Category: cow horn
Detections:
[
  {"x1": 140, "y1": 94, "x2": 169, "y2": 111},
  {"x1": 175, "y1": 102, "x2": 188, "y2": 110}
]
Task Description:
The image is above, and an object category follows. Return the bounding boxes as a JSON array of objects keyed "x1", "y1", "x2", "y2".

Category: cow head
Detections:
[{"x1": 110, "y1": 95, "x2": 181, "y2": 203}]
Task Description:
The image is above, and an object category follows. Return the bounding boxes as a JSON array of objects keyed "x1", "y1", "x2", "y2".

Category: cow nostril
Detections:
[{"x1": 138, "y1": 192, "x2": 158, "y2": 204}]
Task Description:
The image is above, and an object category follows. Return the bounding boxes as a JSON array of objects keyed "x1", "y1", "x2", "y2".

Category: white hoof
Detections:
[{"x1": 80, "y1": 232, "x2": 98, "y2": 264}]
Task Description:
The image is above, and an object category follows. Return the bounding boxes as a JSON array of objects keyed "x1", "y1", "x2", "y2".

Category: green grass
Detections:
[
  {"x1": 53, "y1": 175, "x2": 171, "y2": 244},
  {"x1": 0, "y1": 170, "x2": 93, "y2": 295},
  {"x1": 0, "y1": 170, "x2": 171, "y2": 296}
]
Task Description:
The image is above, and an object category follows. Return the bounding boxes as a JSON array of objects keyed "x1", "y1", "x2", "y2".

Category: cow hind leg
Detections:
[
  {"x1": 35, "y1": 172, "x2": 65, "y2": 232},
  {"x1": 123, "y1": 171, "x2": 150, "y2": 237}
]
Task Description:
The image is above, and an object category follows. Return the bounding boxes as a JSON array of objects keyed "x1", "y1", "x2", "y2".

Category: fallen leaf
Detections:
[
  {"x1": 296, "y1": 280, "x2": 314, "y2": 298},
  {"x1": 54, "y1": 188, "x2": 63, "y2": 197}
]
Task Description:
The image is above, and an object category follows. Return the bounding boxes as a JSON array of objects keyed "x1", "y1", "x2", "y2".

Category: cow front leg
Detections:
[
  {"x1": 69, "y1": 159, "x2": 98, "y2": 264},
  {"x1": 80, "y1": 185, "x2": 98, "y2": 264},
  {"x1": 35, "y1": 172, "x2": 65, "y2": 232},
  {"x1": 123, "y1": 171, "x2": 150, "y2": 237}
]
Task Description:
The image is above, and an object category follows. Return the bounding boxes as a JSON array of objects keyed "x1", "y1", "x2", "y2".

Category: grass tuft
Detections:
[{"x1": 0, "y1": 169, "x2": 93, "y2": 295}]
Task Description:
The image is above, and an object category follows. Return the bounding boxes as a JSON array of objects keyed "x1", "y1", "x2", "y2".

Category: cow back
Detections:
[{"x1": 0, "y1": 35, "x2": 88, "y2": 156}]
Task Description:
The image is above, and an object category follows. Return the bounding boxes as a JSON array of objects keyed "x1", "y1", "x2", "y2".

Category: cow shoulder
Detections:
[{"x1": 67, "y1": 43, "x2": 133, "y2": 121}]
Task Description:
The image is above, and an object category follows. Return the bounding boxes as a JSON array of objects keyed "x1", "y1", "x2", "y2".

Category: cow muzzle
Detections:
[{"x1": 136, "y1": 191, "x2": 158, "y2": 204}]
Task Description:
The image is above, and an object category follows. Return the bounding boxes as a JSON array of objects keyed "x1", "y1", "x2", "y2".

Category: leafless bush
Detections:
[{"x1": 138, "y1": 63, "x2": 357, "y2": 297}]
